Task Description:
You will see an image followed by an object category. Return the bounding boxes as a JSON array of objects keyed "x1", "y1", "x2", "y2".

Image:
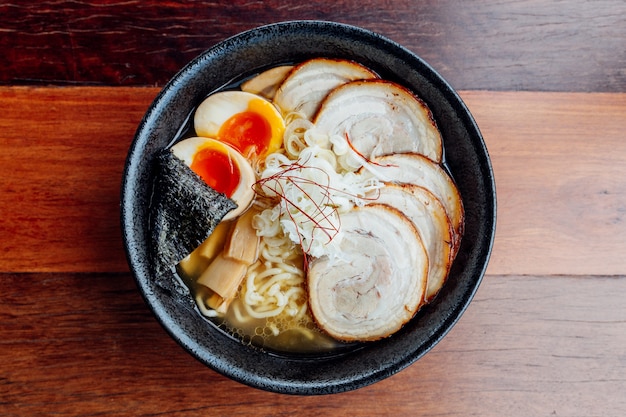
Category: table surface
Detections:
[{"x1": 1, "y1": 1, "x2": 625, "y2": 416}]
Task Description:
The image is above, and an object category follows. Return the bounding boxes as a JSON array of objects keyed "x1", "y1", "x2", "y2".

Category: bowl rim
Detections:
[{"x1": 121, "y1": 20, "x2": 496, "y2": 395}]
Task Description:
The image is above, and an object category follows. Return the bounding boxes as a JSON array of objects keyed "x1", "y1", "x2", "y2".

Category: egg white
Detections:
[
  {"x1": 193, "y1": 90, "x2": 285, "y2": 157},
  {"x1": 171, "y1": 136, "x2": 256, "y2": 220}
]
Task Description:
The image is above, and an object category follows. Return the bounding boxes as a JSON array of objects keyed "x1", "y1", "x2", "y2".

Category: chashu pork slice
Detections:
[
  {"x1": 314, "y1": 80, "x2": 443, "y2": 163},
  {"x1": 370, "y1": 183, "x2": 454, "y2": 302},
  {"x1": 240, "y1": 65, "x2": 294, "y2": 100},
  {"x1": 273, "y1": 58, "x2": 378, "y2": 120},
  {"x1": 307, "y1": 204, "x2": 428, "y2": 342},
  {"x1": 366, "y1": 153, "x2": 464, "y2": 253}
]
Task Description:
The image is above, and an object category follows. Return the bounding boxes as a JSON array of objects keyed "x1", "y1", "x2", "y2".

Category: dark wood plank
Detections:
[
  {"x1": 0, "y1": 1, "x2": 624, "y2": 91},
  {"x1": 1, "y1": 272, "x2": 624, "y2": 416},
  {"x1": 2, "y1": 87, "x2": 625, "y2": 275}
]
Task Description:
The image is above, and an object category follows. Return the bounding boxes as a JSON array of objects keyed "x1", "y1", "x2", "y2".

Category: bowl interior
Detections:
[{"x1": 121, "y1": 20, "x2": 496, "y2": 395}]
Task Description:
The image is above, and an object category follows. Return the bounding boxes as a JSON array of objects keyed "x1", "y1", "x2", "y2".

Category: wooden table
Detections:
[{"x1": 1, "y1": 2, "x2": 625, "y2": 415}]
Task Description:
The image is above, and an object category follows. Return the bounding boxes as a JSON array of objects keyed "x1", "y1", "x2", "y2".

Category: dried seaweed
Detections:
[{"x1": 150, "y1": 150, "x2": 237, "y2": 292}]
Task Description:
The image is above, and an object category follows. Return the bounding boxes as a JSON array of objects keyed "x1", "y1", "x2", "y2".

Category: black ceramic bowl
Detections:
[{"x1": 121, "y1": 21, "x2": 496, "y2": 395}]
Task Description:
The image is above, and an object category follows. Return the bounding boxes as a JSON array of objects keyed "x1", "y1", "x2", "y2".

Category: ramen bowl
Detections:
[{"x1": 121, "y1": 21, "x2": 496, "y2": 395}]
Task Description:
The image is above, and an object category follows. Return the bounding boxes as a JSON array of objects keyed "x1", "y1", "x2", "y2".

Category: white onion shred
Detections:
[{"x1": 255, "y1": 114, "x2": 383, "y2": 259}]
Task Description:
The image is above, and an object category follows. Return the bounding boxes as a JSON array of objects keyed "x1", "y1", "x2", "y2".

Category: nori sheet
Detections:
[{"x1": 149, "y1": 149, "x2": 238, "y2": 301}]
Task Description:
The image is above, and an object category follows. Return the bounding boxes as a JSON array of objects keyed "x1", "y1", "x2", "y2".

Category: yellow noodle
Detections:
[
  {"x1": 255, "y1": 267, "x2": 289, "y2": 281},
  {"x1": 256, "y1": 272, "x2": 298, "y2": 294},
  {"x1": 196, "y1": 292, "x2": 219, "y2": 318},
  {"x1": 243, "y1": 298, "x2": 285, "y2": 319},
  {"x1": 232, "y1": 300, "x2": 254, "y2": 324},
  {"x1": 261, "y1": 246, "x2": 285, "y2": 263}
]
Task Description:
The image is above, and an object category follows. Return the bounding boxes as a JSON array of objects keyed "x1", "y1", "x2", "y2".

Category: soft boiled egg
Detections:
[
  {"x1": 193, "y1": 91, "x2": 285, "y2": 159},
  {"x1": 171, "y1": 137, "x2": 255, "y2": 221}
]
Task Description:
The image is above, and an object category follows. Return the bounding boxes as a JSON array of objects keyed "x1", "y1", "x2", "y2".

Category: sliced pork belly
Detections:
[
  {"x1": 273, "y1": 58, "x2": 378, "y2": 120},
  {"x1": 314, "y1": 80, "x2": 443, "y2": 163},
  {"x1": 371, "y1": 183, "x2": 454, "y2": 302},
  {"x1": 307, "y1": 204, "x2": 428, "y2": 342},
  {"x1": 240, "y1": 65, "x2": 293, "y2": 100},
  {"x1": 367, "y1": 153, "x2": 464, "y2": 252}
]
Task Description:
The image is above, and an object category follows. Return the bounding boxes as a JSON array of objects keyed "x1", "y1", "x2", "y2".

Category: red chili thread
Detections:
[{"x1": 254, "y1": 153, "x2": 385, "y2": 260}]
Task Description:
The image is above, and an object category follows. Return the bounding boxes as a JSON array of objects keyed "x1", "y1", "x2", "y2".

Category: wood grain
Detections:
[
  {"x1": 1, "y1": 0, "x2": 624, "y2": 91},
  {"x1": 1, "y1": 2, "x2": 624, "y2": 415},
  {"x1": 463, "y1": 91, "x2": 626, "y2": 276},
  {"x1": 0, "y1": 87, "x2": 157, "y2": 273},
  {"x1": 1, "y1": 87, "x2": 625, "y2": 275},
  {"x1": 1, "y1": 272, "x2": 624, "y2": 416}
]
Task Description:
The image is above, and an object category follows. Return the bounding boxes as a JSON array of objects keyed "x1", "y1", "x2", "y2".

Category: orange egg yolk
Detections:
[
  {"x1": 217, "y1": 111, "x2": 272, "y2": 158},
  {"x1": 190, "y1": 147, "x2": 240, "y2": 197}
]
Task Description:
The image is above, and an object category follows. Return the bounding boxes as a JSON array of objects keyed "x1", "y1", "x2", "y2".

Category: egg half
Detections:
[
  {"x1": 171, "y1": 137, "x2": 255, "y2": 221},
  {"x1": 194, "y1": 91, "x2": 285, "y2": 159}
]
